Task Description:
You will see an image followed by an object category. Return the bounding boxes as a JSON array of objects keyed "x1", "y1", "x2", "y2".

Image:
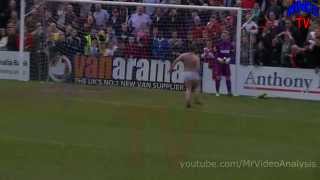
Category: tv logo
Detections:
[
  {"x1": 287, "y1": 0, "x2": 319, "y2": 29},
  {"x1": 295, "y1": 16, "x2": 311, "y2": 29}
]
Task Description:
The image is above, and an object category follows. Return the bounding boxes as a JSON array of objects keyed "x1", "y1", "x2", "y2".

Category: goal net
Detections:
[{"x1": 27, "y1": 0, "x2": 241, "y2": 93}]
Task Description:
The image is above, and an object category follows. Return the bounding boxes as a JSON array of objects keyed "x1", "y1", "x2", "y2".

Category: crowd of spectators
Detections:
[{"x1": 0, "y1": 0, "x2": 319, "y2": 70}]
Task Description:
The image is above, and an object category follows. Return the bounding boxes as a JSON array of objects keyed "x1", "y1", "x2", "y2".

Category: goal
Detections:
[{"x1": 26, "y1": 0, "x2": 242, "y2": 93}]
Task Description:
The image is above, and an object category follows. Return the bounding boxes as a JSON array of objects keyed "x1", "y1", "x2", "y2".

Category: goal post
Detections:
[{"x1": 33, "y1": 0, "x2": 242, "y2": 93}]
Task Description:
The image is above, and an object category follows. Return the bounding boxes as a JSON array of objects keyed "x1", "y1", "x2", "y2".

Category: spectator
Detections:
[
  {"x1": 56, "y1": 4, "x2": 66, "y2": 26},
  {"x1": 191, "y1": 15, "x2": 204, "y2": 40},
  {"x1": 90, "y1": 39, "x2": 100, "y2": 56},
  {"x1": 47, "y1": 23, "x2": 64, "y2": 46},
  {"x1": 105, "y1": 25, "x2": 118, "y2": 45},
  {"x1": 7, "y1": 10, "x2": 19, "y2": 31},
  {"x1": 151, "y1": 8, "x2": 167, "y2": 37},
  {"x1": 0, "y1": 28, "x2": 8, "y2": 50},
  {"x1": 273, "y1": 31, "x2": 295, "y2": 67},
  {"x1": 113, "y1": 40, "x2": 126, "y2": 57},
  {"x1": 168, "y1": 31, "x2": 183, "y2": 59},
  {"x1": 206, "y1": 14, "x2": 222, "y2": 43},
  {"x1": 0, "y1": 0, "x2": 10, "y2": 28},
  {"x1": 118, "y1": 23, "x2": 130, "y2": 43},
  {"x1": 65, "y1": 4, "x2": 77, "y2": 26},
  {"x1": 109, "y1": 8, "x2": 123, "y2": 36},
  {"x1": 6, "y1": 23, "x2": 18, "y2": 51},
  {"x1": 256, "y1": 23, "x2": 273, "y2": 66},
  {"x1": 94, "y1": 4, "x2": 109, "y2": 30},
  {"x1": 201, "y1": 41, "x2": 215, "y2": 67},
  {"x1": 241, "y1": 0, "x2": 255, "y2": 9},
  {"x1": 135, "y1": 27, "x2": 150, "y2": 58},
  {"x1": 16, "y1": 28, "x2": 33, "y2": 51},
  {"x1": 151, "y1": 27, "x2": 170, "y2": 60},
  {"x1": 125, "y1": 36, "x2": 138, "y2": 58},
  {"x1": 128, "y1": 6, "x2": 151, "y2": 34},
  {"x1": 103, "y1": 42, "x2": 117, "y2": 57},
  {"x1": 80, "y1": 3, "x2": 92, "y2": 18},
  {"x1": 143, "y1": 0, "x2": 161, "y2": 15},
  {"x1": 166, "y1": 9, "x2": 181, "y2": 34}
]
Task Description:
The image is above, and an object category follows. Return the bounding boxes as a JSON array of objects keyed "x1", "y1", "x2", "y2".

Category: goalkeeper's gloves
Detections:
[{"x1": 225, "y1": 57, "x2": 231, "y2": 64}]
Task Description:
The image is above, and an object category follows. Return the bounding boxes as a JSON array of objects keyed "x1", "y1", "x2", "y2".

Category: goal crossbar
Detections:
[{"x1": 45, "y1": 0, "x2": 241, "y2": 11}]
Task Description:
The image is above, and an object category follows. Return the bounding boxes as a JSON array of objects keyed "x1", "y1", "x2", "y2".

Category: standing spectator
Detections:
[
  {"x1": 151, "y1": 27, "x2": 170, "y2": 60},
  {"x1": 256, "y1": 23, "x2": 273, "y2": 65},
  {"x1": 105, "y1": 25, "x2": 118, "y2": 45},
  {"x1": 103, "y1": 42, "x2": 117, "y2": 57},
  {"x1": 168, "y1": 31, "x2": 183, "y2": 59},
  {"x1": 206, "y1": 14, "x2": 222, "y2": 43},
  {"x1": 201, "y1": 41, "x2": 215, "y2": 67},
  {"x1": 65, "y1": 4, "x2": 77, "y2": 26},
  {"x1": 241, "y1": 0, "x2": 255, "y2": 9},
  {"x1": 151, "y1": 8, "x2": 167, "y2": 37},
  {"x1": 6, "y1": 23, "x2": 17, "y2": 51},
  {"x1": 143, "y1": 0, "x2": 161, "y2": 15},
  {"x1": 0, "y1": 28, "x2": 8, "y2": 50},
  {"x1": 125, "y1": 36, "x2": 138, "y2": 58},
  {"x1": 304, "y1": 26, "x2": 320, "y2": 69},
  {"x1": 191, "y1": 15, "x2": 204, "y2": 40},
  {"x1": 113, "y1": 40, "x2": 126, "y2": 57},
  {"x1": 0, "y1": 0, "x2": 10, "y2": 28},
  {"x1": 16, "y1": 28, "x2": 33, "y2": 51},
  {"x1": 167, "y1": 9, "x2": 181, "y2": 34},
  {"x1": 90, "y1": 39, "x2": 100, "y2": 56},
  {"x1": 109, "y1": 8, "x2": 123, "y2": 37},
  {"x1": 128, "y1": 6, "x2": 151, "y2": 34},
  {"x1": 56, "y1": 4, "x2": 66, "y2": 26},
  {"x1": 94, "y1": 4, "x2": 109, "y2": 30},
  {"x1": 80, "y1": 3, "x2": 92, "y2": 18},
  {"x1": 7, "y1": 10, "x2": 19, "y2": 31},
  {"x1": 118, "y1": 23, "x2": 130, "y2": 43},
  {"x1": 267, "y1": 11, "x2": 281, "y2": 35},
  {"x1": 136, "y1": 27, "x2": 150, "y2": 58}
]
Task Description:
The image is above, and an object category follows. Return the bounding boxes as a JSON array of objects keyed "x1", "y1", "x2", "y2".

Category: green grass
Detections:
[{"x1": 0, "y1": 80, "x2": 319, "y2": 180}]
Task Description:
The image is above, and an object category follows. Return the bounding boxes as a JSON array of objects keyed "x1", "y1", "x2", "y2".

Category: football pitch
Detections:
[{"x1": 0, "y1": 80, "x2": 319, "y2": 180}]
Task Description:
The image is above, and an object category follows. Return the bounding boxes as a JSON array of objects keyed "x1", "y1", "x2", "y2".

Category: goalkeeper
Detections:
[
  {"x1": 214, "y1": 31, "x2": 234, "y2": 96},
  {"x1": 170, "y1": 48, "x2": 201, "y2": 108}
]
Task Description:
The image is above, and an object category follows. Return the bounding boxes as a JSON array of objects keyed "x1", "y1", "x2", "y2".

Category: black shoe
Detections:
[
  {"x1": 186, "y1": 103, "x2": 191, "y2": 108},
  {"x1": 227, "y1": 93, "x2": 233, "y2": 96}
]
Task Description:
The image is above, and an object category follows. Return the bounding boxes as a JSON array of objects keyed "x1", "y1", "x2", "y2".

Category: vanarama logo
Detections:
[{"x1": 74, "y1": 55, "x2": 185, "y2": 90}]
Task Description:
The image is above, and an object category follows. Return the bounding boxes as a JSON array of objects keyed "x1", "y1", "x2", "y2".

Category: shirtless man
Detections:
[{"x1": 170, "y1": 51, "x2": 201, "y2": 108}]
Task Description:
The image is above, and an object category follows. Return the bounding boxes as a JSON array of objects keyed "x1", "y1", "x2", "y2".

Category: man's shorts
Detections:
[{"x1": 183, "y1": 71, "x2": 200, "y2": 82}]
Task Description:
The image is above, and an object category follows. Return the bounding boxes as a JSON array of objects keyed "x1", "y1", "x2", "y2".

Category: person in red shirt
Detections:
[
  {"x1": 16, "y1": 29, "x2": 33, "y2": 51},
  {"x1": 241, "y1": 0, "x2": 256, "y2": 9},
  {"x1": 191, "y1": 16, "x2": 204, "y2": 40}
]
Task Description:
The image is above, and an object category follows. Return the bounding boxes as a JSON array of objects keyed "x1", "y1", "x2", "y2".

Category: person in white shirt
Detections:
[
  {"x1": 0, "y1": 28, "x2": 8, "y2": 50},
  {"x1": 128, "y1": 6, "x2": 151, "y2": 34},
  {"x1": 143, "y1": 0, "x2": 161, "y2": 15},
  {"x1": 94, "y1": 4, "x2": 109, "y2": 30}
]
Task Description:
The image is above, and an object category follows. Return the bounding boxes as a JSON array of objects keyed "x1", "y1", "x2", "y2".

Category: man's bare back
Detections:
[{"x1": 178, "y1": 52, "x2": 200, "y2": 72}]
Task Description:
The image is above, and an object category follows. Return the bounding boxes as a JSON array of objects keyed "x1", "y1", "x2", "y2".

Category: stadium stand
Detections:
[{"x1": 0, "y1": 0, "x2": 319, "y2": 77}]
